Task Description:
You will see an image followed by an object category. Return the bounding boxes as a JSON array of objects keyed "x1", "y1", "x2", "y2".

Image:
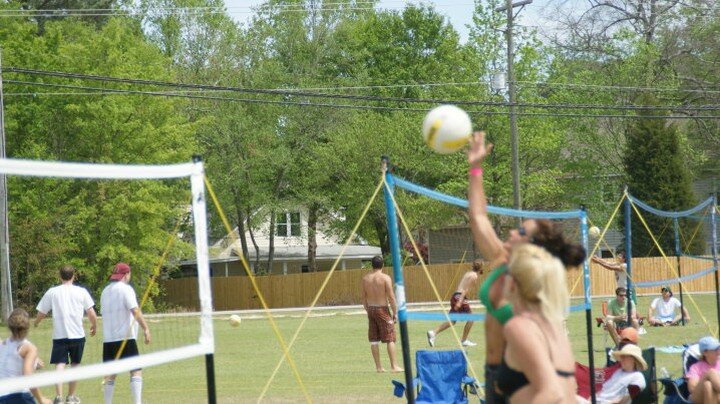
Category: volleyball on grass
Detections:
[
  {"x1": 422, "y1": 105, "x2": 473, "y2": 154},
  {"x1": 229, "y1": 314, "x2": 242, "y2": 327},
  {"x1": 589, "y1": 226, "x2": 601, "y2": 238}
]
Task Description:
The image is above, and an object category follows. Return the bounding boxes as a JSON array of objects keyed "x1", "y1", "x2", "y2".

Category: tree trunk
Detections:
[
  {"x1": 234, "y1": 203, "x2": 249, "y2": 260},
  {"x1": 307, "y1": 204, "x2": 318, "y2": 272},
  {"x1": 247, "y1": 207, "x2": 260, "y2": 274},
  {"x1": 267, "y1": 208, "x2": 276, "y2": 274}
]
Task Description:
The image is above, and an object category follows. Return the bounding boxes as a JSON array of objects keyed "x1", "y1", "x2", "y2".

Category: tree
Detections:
[{"x1": 622, "y1": 94, "x2": 700, "y2": 256}]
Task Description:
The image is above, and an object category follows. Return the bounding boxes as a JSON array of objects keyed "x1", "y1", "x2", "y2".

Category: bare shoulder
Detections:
[
  {"x1": 503, "y1": 316, "x2": 537, "y2": 341},
  {"x1": 18, "y1": 341, "x2": 37, "y2": 358}
]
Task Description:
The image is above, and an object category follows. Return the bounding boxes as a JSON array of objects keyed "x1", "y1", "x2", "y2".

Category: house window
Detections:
[
  {"x1": 276, "y1": 211, "x2": 301, "y2": 237},
  {"x1": 301, "y1": 265, "x2": 309, "y2": 273}
]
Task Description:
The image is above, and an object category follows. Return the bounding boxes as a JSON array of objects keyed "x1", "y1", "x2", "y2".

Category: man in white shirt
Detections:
[
  {"x1": 648, "y1": 285, "x2": 690, "y2": 326},
  {"x1": 35, "y1": 265, "x2": 97, "y2": 404},
  {"x1": 100, "y1": 262, "x2": 151, "y2": 404}
]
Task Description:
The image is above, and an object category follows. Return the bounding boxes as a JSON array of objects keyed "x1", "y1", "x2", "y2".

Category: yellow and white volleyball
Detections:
[
  {"x1": 589, "y1": 226, "x2": 601, "y2": 238},
  {"x1": 229, "y1": 314, "x2": 242, "y2": 327},
  {"x1": 422, "y1": 105, "x2": 473, "y2": 154}
]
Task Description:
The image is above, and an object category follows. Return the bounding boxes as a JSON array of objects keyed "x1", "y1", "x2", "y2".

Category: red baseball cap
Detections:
[{"x1": 109, "y1": 263, "x2": 131, "y2": 281}]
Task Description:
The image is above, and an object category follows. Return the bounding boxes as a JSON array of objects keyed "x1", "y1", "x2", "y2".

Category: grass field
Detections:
[{"x1": 23, "y1": 293, "x2": 720, "y2": 403}]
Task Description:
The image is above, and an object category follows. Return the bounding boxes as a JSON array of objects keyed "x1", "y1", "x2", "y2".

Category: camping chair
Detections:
[
  {"x1": 659, "y1": 344, "x2": 700, "y2": 404},
  {"x1": 596, "y1": 300, "x2": 646, "y2": 347},
  {"x1": 392, "y1": 350, "x2": 480, "y2": 403},
  {"x1": 576, "y1": 347, "x2": 657, "y2": 403}
]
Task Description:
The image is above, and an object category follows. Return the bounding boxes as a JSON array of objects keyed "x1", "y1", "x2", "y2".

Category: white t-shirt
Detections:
[
  {"x1": 597, "y1": 369, "x2": 646, "y2": 403},
  {"x1": 615, "y1": 263, "x2": 628, "y2": 289},
  {"x1": 36, "y1": 283, "x2": 94, "y2": 339},
  {"x1": 651, "y1": 296, "x2": 681, "y2": 320},
  {"x1": 101, "y1": 281, "x2": 139, "y2": 343}
]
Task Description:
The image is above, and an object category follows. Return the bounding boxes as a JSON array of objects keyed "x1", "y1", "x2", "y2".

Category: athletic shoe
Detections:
[
  {"x1": 427, "y1": 330, "x2": 435, "y2": 347},
  {"x1": 66, "y1": 395, "x2": 81, "y2": 403},
  {"x1": 462, "y1": 340, "x2": 477, "y2": 347},
  {"x1": 52, "y1": 396, "x2": 64, "y2": 404}
]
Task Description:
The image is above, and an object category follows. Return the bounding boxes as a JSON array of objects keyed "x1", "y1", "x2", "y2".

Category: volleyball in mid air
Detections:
[
  {"x1": 589, "y1": 226, "x2": 601, "y2": 238},
  {"x1": 422, "y1": 105, "x2": 473, "y2": 154}
]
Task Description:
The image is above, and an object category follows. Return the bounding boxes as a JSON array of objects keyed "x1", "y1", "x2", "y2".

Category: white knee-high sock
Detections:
[
  {"x1": 104, "y1": 380, "x2": 115, "y2": 404},
  {"x1": 130, "y1": 376, "x2": 142, "y2": 404}
]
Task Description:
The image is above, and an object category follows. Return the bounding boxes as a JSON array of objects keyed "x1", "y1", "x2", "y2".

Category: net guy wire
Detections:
[
  {"x1": 570, "y1": 193, "x2": 627, "y2": 296},
  {"x1": 114, "y1": 194, "x2": 190, "y2": 360},
  {"x1": 628, "y1": 196, "x2": 716, "y2": 338},
  {"x1": 381, "y1": 175, "x2": 483, "y2": 394},
  {"x1": 257, "y1": 176, "x2": 385, "y2": 402},
  {"x1": 202, "y1": 175, "x2": 311, "y2": 403}
]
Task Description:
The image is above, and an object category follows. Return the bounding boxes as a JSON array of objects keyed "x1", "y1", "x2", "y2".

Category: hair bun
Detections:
[{"x1": 560, "y1": 243, "x2": 586, "y2": 267}]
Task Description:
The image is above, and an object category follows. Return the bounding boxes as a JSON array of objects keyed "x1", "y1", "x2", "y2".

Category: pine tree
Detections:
[{"x1": 622, "y1": 94, "x2": 701, "y2": 257}]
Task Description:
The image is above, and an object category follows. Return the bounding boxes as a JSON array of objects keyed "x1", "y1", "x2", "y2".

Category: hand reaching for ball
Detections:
[{"x1": 467, "y1": 131, "x2": 493, "y2": 167}]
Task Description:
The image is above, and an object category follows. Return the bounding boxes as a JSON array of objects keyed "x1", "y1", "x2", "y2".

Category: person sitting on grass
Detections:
[
  {"x1": 0, "y1": 308, "x2": 52, "y2": 404},
  {"x1": 595, "y1": 344, "x2": 647, "y2": 404},
  {"x1": 687, "y1": 336, "x2": 720, "y2": 403},
  {"x1": 648, "y1": 285, "x2": 690, "y2": 326}
]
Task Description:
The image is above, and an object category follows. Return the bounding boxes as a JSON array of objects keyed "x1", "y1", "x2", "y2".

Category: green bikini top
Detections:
[{"x1": 478, "y1": 264, "x2": 514, "y2": 325}]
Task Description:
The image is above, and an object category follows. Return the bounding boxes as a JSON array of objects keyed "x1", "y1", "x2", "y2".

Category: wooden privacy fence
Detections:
[{"x1": 160, "y1": 256, "x2": 718, "y2": 311}]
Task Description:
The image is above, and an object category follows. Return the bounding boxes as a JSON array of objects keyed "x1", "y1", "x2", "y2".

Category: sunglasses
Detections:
[{"x1": 517, "y1": 226, "x2": 527, "y2": 236}]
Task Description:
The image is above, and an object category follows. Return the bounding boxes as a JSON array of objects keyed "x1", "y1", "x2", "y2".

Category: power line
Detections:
[
  {"x1": 7, "y1": 69, "x2": 720, "y2": 113},
  {"x1": 5, "y1": 79, "x2": 720, "y2": 120}
]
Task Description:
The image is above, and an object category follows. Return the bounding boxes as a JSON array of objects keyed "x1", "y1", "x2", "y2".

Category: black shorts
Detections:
[
  {"x1": 50, "y1": 338, "x2": 86, "y2": 365},
  {"x1": 103, "y1": 340, "x2": 140, "y2": 362},
  {"x1": 0, "y1": 392, "x2": 36, "y2": 404}
]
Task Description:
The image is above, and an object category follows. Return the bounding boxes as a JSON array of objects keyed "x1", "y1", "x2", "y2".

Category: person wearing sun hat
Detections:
[
  {"x1": 648, "y1": 285, "x2": 690, "y2": 326},
  {"x1": 596, "y1": 344, "x2": 647, "y2": 403},
  {"x1": 687, "y1": 336, "x2": 720, "y2": 403}
]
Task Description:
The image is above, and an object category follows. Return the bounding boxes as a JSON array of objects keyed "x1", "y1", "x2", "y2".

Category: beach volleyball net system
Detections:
[
  {"x1": 380, "y1": 165, "x2": 597, "y2": 399},
  {"x1": 0, "y1": 158, "x2": 215, "y2": 400}
]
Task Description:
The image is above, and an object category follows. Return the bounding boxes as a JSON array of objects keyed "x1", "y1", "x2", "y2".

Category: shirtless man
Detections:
[
  {"x1": 361, "y1": 255, "x2": 402, "y2": 373},
  {"x1": 427, "y1": 260, "x2": 483, "y2": 347}
]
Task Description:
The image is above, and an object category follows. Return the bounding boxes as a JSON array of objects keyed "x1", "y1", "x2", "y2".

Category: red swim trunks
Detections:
[
  {"x1": 367, "y1": 306, "x2": 396, "y2": 343},
  {"x1": 450, "y1": 292, "x2": 471, "y2": 314}
]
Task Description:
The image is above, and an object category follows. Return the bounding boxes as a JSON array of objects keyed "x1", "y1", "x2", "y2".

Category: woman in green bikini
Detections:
[{"x1": 467, "y1": 131, "x2": 586, "y2": 403}]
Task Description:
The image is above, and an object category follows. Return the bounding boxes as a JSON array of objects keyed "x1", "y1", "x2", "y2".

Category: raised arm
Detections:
[
  {"x1": 592, "y1": 256, "x2": 624, "y2": 272},
  {"x1": 467, "y1": 131, "x2": 507, "y2": 263}
]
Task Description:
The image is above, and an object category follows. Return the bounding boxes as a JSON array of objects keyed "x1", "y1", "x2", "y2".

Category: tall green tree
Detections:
[{"x1": 622, "y1": 94, "x2": 700, "y2": 256}]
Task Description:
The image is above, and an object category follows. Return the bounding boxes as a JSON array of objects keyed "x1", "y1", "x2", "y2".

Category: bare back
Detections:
[
  {"x1": 362, "y1": 270, "x2": 394, "y2": 307},
  {"x1": 455, "y1": 271, "x2": 479, "y2": 295}
]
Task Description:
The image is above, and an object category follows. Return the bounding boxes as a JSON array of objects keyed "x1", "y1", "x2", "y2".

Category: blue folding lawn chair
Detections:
[
  {"x1": 392, "y1": 350, "x2": 480, "y2": 403},
  {"x1": 660, "y1": 344, "x2": 699, "y2": 404}
]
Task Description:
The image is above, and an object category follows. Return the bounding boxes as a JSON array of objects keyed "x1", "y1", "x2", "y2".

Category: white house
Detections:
[{"x1": 176, "y1": 208, "x2": 381, "y2": 277}]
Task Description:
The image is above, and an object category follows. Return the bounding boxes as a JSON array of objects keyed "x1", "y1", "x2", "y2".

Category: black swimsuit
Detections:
[
  {"x1": 495, "y1": 359, "x2": 575, "y2": 398},
  {"x1": 494, "y1": 316, "x2": 575, "y2": 398}
]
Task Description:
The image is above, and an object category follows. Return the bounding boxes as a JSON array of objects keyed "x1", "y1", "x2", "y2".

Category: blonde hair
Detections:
[{"x1": 507, "y1": 244, "x2": 569, "y2": 324}]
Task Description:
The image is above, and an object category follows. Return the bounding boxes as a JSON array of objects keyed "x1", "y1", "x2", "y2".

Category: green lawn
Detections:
[{"x1": 24, "y1": 293, "x2": 720, "y2": 403}]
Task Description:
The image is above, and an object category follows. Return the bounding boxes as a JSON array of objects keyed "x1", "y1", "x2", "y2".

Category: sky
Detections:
[{"x1": 222, "y1": 0, "x2": 569, "y2": 43}]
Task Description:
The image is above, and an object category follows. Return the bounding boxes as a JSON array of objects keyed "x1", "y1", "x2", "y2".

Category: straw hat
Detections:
[{"x1": 611, "y1": 344, "x2": 647, "y2": 371}]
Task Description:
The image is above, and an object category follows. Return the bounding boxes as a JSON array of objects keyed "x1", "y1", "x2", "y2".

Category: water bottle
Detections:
[{"x1": 660, "y1": 367, "x2": 670, "y2": 379}]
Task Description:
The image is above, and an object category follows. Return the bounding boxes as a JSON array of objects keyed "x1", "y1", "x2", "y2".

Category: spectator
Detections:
[
  {"x1": 596, "y1": 344, "x2": 647, "y2": 404},
  {"x1": 687, "y1": 336, "x2": 720, "y2": 403},
  {"x1": 604, "y1": 288, "x2": 640, "y2": 345},
  {"x1": 648, "y1": 286, "x2": 690, "y2": 326}
]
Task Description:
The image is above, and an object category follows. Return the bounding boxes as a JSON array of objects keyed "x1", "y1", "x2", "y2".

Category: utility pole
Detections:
[
  {"x1": 496, "y1": 0, "x2": 531, "y2": 216},
  {"x1": 0, "y1": 50, "x2": 12, "y2": 322}
]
